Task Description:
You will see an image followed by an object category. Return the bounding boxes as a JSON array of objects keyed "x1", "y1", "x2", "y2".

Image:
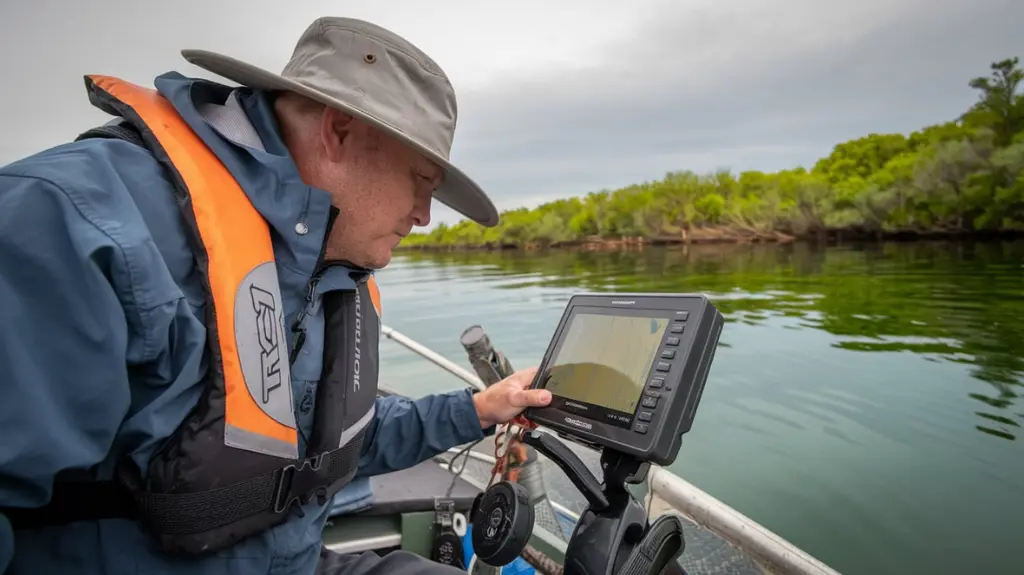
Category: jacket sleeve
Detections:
[
  {"x1": 355, "y1": 388, "x2": 495, "y2": 477},
  {"x1": 0, "y1": 175, "x2": 135, "y2": 572}
]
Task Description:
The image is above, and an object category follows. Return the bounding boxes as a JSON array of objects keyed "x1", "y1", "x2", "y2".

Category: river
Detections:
[{"x1": 373, "y1": 239, "x2": 1023, "y2": 575}]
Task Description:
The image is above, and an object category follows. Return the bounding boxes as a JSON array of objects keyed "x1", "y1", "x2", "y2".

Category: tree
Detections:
[{"x1": 964, "y1": 57, "x2": 1024, "y2": 147}]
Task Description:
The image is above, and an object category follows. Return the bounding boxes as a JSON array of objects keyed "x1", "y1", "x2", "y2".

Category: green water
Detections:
[{"x1": 374, "y1": 240, "x2": 1024, "y2": 575}]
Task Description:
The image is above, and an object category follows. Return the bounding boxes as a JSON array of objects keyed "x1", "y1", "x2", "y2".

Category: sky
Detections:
[{"x1": 1, "y1": 0, "x2": 1022, "y2": 228}]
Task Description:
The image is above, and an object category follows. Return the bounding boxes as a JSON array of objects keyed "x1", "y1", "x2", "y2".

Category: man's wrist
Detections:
[{"x1": 471, "y1": 389, "x2": 495, "y2": 430}]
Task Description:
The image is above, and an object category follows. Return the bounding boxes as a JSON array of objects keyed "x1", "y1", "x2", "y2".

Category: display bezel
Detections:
[{"x1": 526, "y1": 293, "x2": 711, "y2": 461}]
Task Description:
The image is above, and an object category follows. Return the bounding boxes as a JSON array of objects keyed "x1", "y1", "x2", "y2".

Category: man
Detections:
[{"x1": 0, "y1": 15, "x2": 550, "y2": 575}]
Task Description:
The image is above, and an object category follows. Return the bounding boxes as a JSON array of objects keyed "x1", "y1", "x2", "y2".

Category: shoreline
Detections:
[{"x1": 396, "y1": 227, "x2": 1024, "y2": 252}]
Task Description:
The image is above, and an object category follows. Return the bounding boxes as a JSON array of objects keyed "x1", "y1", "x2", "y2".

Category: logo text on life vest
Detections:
[
  {"x1": 235, "y1": 261, "x2": 296, "y2": 432},
  {"x1": 353, "y1": 288, "x2": 362, "y2": 392},
  {"x1": 249, "y1": 284, "x2": 284, "y2": 404}
]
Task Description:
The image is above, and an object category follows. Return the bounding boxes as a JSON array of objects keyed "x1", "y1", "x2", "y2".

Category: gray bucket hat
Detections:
[{"x1": 181, "y1": 17, "x2": 499, "y2": 227}]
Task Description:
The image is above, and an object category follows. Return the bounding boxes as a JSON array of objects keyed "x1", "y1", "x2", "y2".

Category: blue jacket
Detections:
[{"x1": 0, "y1": 72, "x2": 490, "y2": 574}]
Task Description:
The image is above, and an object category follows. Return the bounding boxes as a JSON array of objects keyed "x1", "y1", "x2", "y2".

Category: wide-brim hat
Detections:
[{"x1": 181, "y1": 17, "x2": 499, "y2": 227}]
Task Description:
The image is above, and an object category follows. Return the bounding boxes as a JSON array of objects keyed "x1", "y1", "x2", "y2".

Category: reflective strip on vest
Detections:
[{"x1": 85, "y1": 74, "x2": 300, "y2": 460}]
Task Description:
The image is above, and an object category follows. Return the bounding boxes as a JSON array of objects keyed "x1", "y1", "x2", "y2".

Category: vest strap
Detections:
[
  {"x1": 75, "y1": 119, "x2": 146, "y2": 148},
  {"x1": 3, "y1": 438, "x2": 362, "y2": 537}
]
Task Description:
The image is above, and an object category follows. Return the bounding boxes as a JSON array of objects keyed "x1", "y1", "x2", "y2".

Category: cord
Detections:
[
  {"x1": 445, "y1": 438, "x2": 484, "y2": 498},
  {"x1": 488, "y1": 415, "x2": 539, "y2": 486}
]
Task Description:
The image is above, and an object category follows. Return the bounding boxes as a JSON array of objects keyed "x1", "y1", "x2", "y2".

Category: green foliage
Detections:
[{"x1": 403, "y1": 57, "x2": 1024, "y2": 249}]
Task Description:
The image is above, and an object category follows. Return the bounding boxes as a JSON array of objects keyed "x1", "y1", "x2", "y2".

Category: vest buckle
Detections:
[{"x1": 273, "y1": 452, "x2": 330, "y2": 514}]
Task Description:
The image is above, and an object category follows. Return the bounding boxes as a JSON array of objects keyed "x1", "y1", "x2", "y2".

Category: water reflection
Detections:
[{"x1": 396, "y1": 240, "x2": 1024, "y2": 441}]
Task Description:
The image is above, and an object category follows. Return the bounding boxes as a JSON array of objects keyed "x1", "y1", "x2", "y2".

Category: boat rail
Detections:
[{"x1": 380, "y1": 324, "x2": 840, "y2": 575}]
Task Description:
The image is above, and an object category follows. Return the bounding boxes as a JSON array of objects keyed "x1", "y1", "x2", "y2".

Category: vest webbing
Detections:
[{"x1": 1, "y1": 76, "x2": 380, "y2": 556}]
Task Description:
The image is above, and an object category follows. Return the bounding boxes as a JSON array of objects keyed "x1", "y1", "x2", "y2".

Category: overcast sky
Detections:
[{"x1": 2, "y1": 0, "x2": 1021, "y2": 226}]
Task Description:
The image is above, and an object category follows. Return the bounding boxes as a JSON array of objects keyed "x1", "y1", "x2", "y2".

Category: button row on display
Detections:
[{"x1": 637, "y1": 312, "x2": 690, "y2": 434}]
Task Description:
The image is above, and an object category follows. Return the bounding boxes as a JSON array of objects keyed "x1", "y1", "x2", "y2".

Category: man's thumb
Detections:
[{"x1": 514, "y1": 389, "x2": 552, "y2": 407}]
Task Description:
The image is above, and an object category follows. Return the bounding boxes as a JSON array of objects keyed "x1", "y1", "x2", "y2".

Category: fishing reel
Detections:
[{"x1": 468, "y1": 479, "x2": 535, "y2": 567}]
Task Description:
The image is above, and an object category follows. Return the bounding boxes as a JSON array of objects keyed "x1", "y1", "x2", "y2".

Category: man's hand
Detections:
[{"x1": 472, "y1": 366, "x2": 552, "y2": 429}]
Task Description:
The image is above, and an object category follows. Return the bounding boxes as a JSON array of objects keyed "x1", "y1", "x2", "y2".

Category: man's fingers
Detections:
[
  {"x1": 512, "y1": 366, "x2": 539, "y2": 388},
  {"x1": 512, "y1": 388, "x2": 552, "y2": 408}
]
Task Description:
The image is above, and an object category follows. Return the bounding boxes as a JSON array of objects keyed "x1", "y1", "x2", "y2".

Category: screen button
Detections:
[
  {"x1": 661, "y1": 349, "x2": 676, "y2": 359},
  {"x1": 665, "y1": 336, "x2": 680, "y2": 346},
  {"x1": 645, "y1": 391, "x2": 662, "y2": 399},
  {"x1": 634, "y1": 423, "x2": 649, "y2": 434},
  {"x1": 670, "y1": 324, "x2": 684, "y2": 334},
  {"x1": 675, "y1": 311, "x2": 689, "y2": 321},
  {"x1": 637, "y1": 411, "x2": 653, "y2": 422},
  {"x1": 648, "y1": 377, "x2": 663, "y2": 389},
  {"x1": 655, "y1": 361, "x2": 670, "y2": 372},
  {"x1": 641, "y1": 395, "x2": 658, "y2": 409}
]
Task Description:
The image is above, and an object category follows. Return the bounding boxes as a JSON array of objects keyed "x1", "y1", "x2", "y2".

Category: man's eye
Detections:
[{"x1": 417, "y1": 173, "x2": 440, "y2": 189}]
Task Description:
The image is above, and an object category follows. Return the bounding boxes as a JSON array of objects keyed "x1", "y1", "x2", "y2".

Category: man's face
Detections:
[{"x1": 312, "y1": 108, "x2": 440, "y2": 269}]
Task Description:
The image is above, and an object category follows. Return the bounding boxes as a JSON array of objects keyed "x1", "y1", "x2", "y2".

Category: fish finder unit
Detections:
[
  {"x1": 468, "y1": 293, "x2": 724, "y2": 575},
  {"x1": 526, "y1": 292, "x2": 722, "y2": 465}
]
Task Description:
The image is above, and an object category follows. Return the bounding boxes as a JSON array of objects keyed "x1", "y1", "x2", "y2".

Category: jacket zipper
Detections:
[
  {"x1": 289, "y1": 205, "x2": 337, "y2": 364},
  {"x1": 287, "y1": 205, "x2": 372, "y2": 363},
  {"x1": 289, "y1": 277, "x2": 318, "y2": 364}
]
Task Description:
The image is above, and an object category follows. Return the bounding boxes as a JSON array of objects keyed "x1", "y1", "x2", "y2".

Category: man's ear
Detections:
[{"x1": 320, "y1": 108, "x2": 355, "y2": 163}]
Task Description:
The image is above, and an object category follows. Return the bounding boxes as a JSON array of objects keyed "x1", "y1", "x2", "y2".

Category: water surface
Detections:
[{"x1": 375, "y1": 240, "x2": 1023, "y2": 575}]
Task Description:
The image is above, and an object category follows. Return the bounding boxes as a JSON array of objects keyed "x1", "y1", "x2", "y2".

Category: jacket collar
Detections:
[{"x1": 152, "y1": 72, "x2": 374, "y2": 279}]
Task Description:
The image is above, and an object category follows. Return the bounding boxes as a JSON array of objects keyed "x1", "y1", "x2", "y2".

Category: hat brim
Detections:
[{"x1": 181, "y1": 49, "x2": 500, "y2": 228}]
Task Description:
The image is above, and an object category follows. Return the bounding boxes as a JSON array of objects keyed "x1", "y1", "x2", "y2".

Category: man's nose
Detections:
[{"x1": 411, "y1": 191, "x2": 432, "y2": 227}]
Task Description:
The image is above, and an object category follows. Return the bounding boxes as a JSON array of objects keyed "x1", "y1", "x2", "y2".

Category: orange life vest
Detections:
[{"x1": 4, "y1": 75, "x2": 382, "y2": 555}]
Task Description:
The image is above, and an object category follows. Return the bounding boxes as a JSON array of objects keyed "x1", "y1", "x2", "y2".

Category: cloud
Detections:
[
  {"x1": 1, "y1": 0, "x2": 1022, "y2": 227},
  {"x1": 0, "y1": 0, "x2": 657, "y2": 165},
  {"x1": 443, "y1": 0, "x2": 1024, "y2": 223}
]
